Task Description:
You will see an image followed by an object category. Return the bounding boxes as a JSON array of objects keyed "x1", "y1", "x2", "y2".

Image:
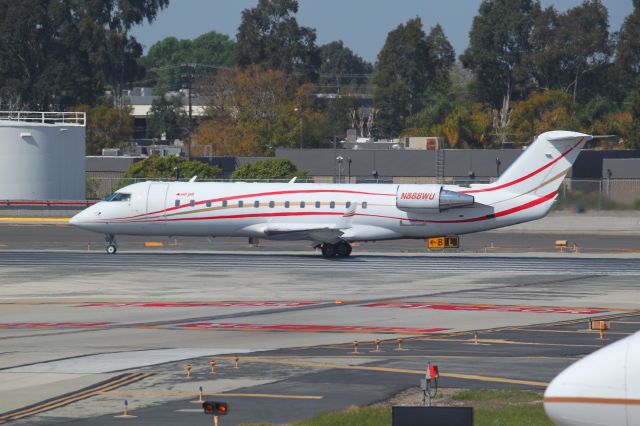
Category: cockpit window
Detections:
[{"x1": 104, "y1": 192, "x2": 131, "y2": 202}]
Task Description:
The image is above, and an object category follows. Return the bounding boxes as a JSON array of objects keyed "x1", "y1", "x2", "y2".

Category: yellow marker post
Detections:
[
  {"x1": 184, "y1": 364, "x2": 192, "y2": 379},
  {"x1": 209, "y1": 359, "x2": 217, "y2": 375},
  {"x1": 234, "y1": 355, "x2": 240, "y2": 369}
]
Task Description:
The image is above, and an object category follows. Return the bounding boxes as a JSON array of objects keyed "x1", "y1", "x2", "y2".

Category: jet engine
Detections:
[{"x1": 396, "y1": 185, "x2": 474, "y2": 212}]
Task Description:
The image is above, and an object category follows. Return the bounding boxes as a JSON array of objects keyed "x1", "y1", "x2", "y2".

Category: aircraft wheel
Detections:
[
  {"x1": 106, "y1": 244, "x2": 117, "y2": 255},
  {"x1": 335, "y1": 241, "x2": 352, "y2": 257},
  {"x1": 321, "y1": 243, "x2": 336, "y2": 258}
]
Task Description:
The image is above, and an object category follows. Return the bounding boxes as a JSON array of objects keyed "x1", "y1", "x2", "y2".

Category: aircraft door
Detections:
[{"x1": 147, "y1": 183, "x2": 169, "y2": 220}]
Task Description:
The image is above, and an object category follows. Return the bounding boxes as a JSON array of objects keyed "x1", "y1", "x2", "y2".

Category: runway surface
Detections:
[
  {"x1": 1, "y1": 226, "x2": 640, "y2": 424},
  {"x1": 2, "y1": 251, "x2": 640, "y2": 276}
]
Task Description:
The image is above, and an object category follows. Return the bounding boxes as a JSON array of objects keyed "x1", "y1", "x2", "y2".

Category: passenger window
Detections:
[
  {"x1": 330, "y1": 201, "x2": 335, "y2": 209},
  {"x1": 238, "y1": 201, "x2": 243, "y2": 208},
  {"x1": 175, "y1": 200, "x2": 180, "y2": 207},
  {"x1": 222, "y1": 200, "x2": 227, "y2": 207},
  {"x1": 206, "y1": 200, "x2": 212, "y2": 207},
  {"x1": 362, "y1": 202, "x2": 368, "y2": 209},
  {"x1": 190, "y1": 200, "x2": 195, "y2": 207},
  {"x1": 284, "y1": 201, "x2": 290, "y2": 208},
  {"x1": 300, "y1": 201, "x2": 305, "y2": 208},
  {"x1": 269, "y1": 201, "x2": 275, "y2": 208},
  {"x1": 315, "y1": 201, "x2": 320, "y2": 208},
  {"x1": 346, "y1": 201, "x2": 351, "y2": 208},
  {"x1": 254, "y1": 200, "x2": 260, "y2": 208}
]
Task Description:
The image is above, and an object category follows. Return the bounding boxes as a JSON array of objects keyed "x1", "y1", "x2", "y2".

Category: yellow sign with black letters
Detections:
[{"x1": 427, "y1": 236, "x2": 460, "y2": 249}]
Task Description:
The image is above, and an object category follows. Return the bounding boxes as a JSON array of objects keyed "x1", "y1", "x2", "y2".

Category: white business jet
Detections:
[
  {"x1": 70, "y1": 130, "x2": 590, "y2": 257},
  {"x1": 544, "y1": 330, "x2": 640, "y2": 426}
]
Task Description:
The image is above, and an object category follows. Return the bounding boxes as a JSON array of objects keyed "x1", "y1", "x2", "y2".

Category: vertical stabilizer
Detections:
[{"x1": 467, "y1": 131, "x2": 591, "y2": 197}]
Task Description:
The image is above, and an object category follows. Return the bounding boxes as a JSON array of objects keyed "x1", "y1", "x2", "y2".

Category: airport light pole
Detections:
[
  {"x1": 336, "y1": 156, "x2": 344, "y2": 183},
  {"x1": 347, "y1": 157, "x2": 352, "y2": 184}
]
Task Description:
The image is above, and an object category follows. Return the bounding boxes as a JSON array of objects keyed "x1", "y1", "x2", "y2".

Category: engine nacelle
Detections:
[{"x1": 396, "y1": 185, "x2": 474, "y2": 212}]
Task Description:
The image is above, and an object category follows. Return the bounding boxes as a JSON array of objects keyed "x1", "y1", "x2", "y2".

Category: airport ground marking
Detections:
[
  {"x1": 171, "y1": 322, "x2": 449, "y2": 335},
  {"x1": 520, "y1": 328, "x2": 633, "y2": 336},
  {"x1": 0, "y1": 217, "x2": 71, "y2": 223},
  {"x1": 0, "y1": 322, "x2": 113, "y2": 330},
  {"x1": 0, "y1": 372, "x2": 151, "y2": 423},
  {"x1": 75, "y1": 301, "x2": 317, "y2": 308},
  {"x1": 213, "y1": 357, "x2": 548, "y2": 388},
  {"x1": 361, "y1": 302, "x2": 610, "y2": 315},
  {"x1": 98, "y1": 390, "x2": 322, "y2": 400},
  {"x1": 415, "y1": 337, "x2": 602, "y2": 348}
]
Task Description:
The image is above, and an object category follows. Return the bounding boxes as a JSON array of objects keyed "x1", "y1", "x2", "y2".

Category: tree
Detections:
[
  {"x1": 373, "y1": 18, "x2": 454, "y2": 137},
  {"x1": 142, "y1": 31, "x2": 235, "y2": 93},
  {"x1": 82, "y1": 106, "x2": 134, "y2": 155},
  {"x1": 231, "y1": 158, "x2": 307, "y2": 180},
  {"x1": 425, "y1": 24, "x2": 455, "y2": 95},
  {"x1": 612, "y1": 0, "x2": 640, "y2": 98},
  {"x1": 123, "y1": 156, "x2": 222, "y2": 180},
  {"x1": 553, "y1": 0, "x2": 612, "y2": 103},
  {"x1": 147, "y1": 95, "x2": 188, "y2": 140},
  {"x1": 0, "y1": 0, "x2": 168, "y2": 109},
  {"x1": 318, "y1": 41, "x2": 373, "y2": 92},
  {"x1": 509, "y1": 90, "x2": 573, "y2": 143},
  {"x1": 461, "y1": 0, "x2": 538, "y2": 109},
  {"x1": 235, "y1": 0, "x2": 320, "y2": 82}
]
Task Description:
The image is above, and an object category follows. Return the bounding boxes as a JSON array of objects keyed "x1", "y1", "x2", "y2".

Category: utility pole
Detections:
[{"x1": 181, "y1": 63, "x2": 194, "y2": 159}]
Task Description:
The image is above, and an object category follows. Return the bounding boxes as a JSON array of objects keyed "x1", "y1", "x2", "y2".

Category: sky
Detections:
[{"x1": 131, "y1": 0, "x2": 635, "y2": 63}]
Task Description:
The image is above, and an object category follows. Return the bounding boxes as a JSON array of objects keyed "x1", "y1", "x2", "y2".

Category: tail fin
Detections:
[{"x1": 469, "y1": 131, "x2": 591, "y2": 196}]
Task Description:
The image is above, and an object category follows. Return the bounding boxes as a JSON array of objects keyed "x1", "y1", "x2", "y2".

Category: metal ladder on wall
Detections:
[{"x1": 435, "y1": 149, "x2": 445, "y2": 184}]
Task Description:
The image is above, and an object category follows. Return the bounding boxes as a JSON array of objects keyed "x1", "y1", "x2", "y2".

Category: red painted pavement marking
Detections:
[
  {"x1": 75, "y1": 301, "x2": 316, "y2": 308},
  {"x1": 361, "y1": 302, "x2": 607, "y2": 315},
  {"x1": 0, "y1": 322, "x2": 112, "y2": 329},
  {"x1": 174, "y1": 322, "x2": 448, "y2": 334}
]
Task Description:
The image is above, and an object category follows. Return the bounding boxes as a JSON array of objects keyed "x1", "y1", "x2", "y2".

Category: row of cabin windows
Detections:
[{"x1": 175, "y1": 200, "x2": 367, "y2": 209}]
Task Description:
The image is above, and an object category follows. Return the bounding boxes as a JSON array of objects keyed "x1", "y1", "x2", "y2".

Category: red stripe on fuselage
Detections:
[
  {"x1": 119, "y1": 188, "x2": 396, "y2": 220},
  {"x1": 96, "y1": 191, "x2": 556, "y2": 225},
  {"x1": 461, "y1": 139, "x2": 583, "y2": 194}
]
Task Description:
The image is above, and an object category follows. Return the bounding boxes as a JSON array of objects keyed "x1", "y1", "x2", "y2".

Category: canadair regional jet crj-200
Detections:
[{"x1": 70, "y1": 130, "x2": 591, "y2": 257}]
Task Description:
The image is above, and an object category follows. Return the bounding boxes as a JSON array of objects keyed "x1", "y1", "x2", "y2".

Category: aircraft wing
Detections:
[{"x1": 260, "y1": 203, "x2": 358, "y2": 243}]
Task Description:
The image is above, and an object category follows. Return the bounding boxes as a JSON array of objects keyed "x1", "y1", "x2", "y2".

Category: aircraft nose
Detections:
[{"x1": 69, "y1": 210, "x2": 86, "y2": 227}]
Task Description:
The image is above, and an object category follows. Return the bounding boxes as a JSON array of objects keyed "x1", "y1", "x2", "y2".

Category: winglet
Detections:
[
  {"x1": 336, "y1": 203, "x2": 358, "y2": 229},
  {"x1": 288, "y1": 176, "x2": 297, "y2": 184},
  {"x1": 189, "y1": 176, "x2": 198, "y2": 182}
]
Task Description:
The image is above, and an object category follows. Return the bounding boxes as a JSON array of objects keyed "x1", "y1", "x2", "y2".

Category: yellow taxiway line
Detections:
[
  {"x1": 0, "y1": 217, "x2": 70, "y2": 222},
  {"x1": 218, "y1": 357, "x2": 548, "y2": 388},
  {"x1": 0, "y1": 373, "x2": 151, "y2": 424},
  {"x1": 99, "y1": 390, "x2": 322, "y2": 400}
]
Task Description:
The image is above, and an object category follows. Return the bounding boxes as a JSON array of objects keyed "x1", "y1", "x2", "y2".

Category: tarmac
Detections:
[{"x1": 0, "y1": 220, "x2": 639, "y2": 425}]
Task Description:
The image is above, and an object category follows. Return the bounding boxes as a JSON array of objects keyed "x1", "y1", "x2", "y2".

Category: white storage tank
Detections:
[{"x1": 0, "y1": 111, "x2": 86, "y2": 200}]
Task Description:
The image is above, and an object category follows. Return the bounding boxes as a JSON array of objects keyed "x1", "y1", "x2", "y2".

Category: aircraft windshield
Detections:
[{"x1": 104, "y1": 192, "x2": 131, "y2": 202}]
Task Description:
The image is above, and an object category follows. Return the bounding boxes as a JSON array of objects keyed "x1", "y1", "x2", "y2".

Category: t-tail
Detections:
[{"x1": 464, "y1": 130, "x2": 591, "y2": 198}]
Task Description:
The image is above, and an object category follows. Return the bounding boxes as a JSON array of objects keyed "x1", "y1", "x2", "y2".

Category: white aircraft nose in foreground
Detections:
[
  {"x1": 70, "y1": 130, "x2": 591, "y2": 256},
  {"x1": 544, "y1": 330, "x2": 640, "y2": 426}
]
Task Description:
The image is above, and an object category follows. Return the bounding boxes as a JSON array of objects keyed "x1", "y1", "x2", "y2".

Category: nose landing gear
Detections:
[
  {"x1": 105, "y1": 234, "x2": 117, "y2": 254},
  {"x1": 321, "y1": 241, "x2": 352, "y2": 258}
]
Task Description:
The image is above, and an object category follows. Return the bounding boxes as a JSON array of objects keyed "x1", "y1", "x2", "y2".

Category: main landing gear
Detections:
[
  {"x1": 105, "y1": 234, "x2": 117, "y2": 254},
  {"x1": 321, "y1": 241, "x2": 352, "y2": 258}
]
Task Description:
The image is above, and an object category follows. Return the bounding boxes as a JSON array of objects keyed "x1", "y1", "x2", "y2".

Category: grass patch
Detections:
[
  {"x1": 242, "y1": 389, "x2": 552, "y2": 426},
  {"x1": 452, "y1": 389, "x2": 541, "y2": 403},
  {"x1": 294, "y1": 405, "x2": 391, "y2": 426}
]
